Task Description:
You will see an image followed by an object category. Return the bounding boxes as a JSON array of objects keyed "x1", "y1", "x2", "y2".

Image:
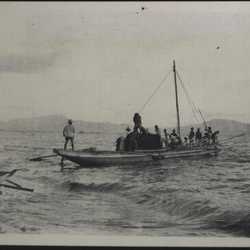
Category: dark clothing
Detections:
[
  {"x1": 133, "y1": 113, "x2": 142, "y2": 127},
  {"x1": 170, "y1": 132, "x2": 181, "y2": 147},
  {"x1": 134, "y1": 125, "x2": 147, "y2": 135},
  {"x1": 171, "y1": 132, "x2": 178, "y2": 137},
  {"x1": 125, "y1": 132, "x2": 138, "y2": 151},
  {"x1": 140, "y1": 126, "x2": 148, "y2": 135},
  {"x1": 64, "y1": 137, "x2": 74, "y2": 150},
  {"x1": 208, "y1": 128, "x2": 212, "y2": 137},
  {"x1": 211, "y1": 131, "x2": 219, "y2": 144},
  {"x1": 195, "y1": 130, "x2": 202, "y2": 140},
  {"x1": 189, "y1": 130, "x2": 195, "y2": 140}
]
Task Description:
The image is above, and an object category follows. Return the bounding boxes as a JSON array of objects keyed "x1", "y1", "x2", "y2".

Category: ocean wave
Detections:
[
  {"x1": 65, "y1": 181, "x2": 125, "y2": 193},
  {"x1": 129, "y1": 189, "x2": 220, "y2": 222},
  {"x1": 162, "y1": 197, "x2": 219, "y2": 221},
  {"x1": 205, "y1": 210, "x2": 250, "y2": 236}
]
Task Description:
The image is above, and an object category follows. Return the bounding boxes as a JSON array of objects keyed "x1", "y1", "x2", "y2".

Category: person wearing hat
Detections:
[{"x1": 63, "y1": 119, "x2": 75, "y2": 150}]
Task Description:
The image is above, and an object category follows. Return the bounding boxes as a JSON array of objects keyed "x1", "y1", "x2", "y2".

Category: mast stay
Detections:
[{"x1": 176, "y1": 69, "x2": 208, "y2": 128}]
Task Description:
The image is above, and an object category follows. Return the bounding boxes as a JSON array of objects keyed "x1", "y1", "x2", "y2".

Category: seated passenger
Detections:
[
  {"x1": 116, "y1": 127, "x2": 131, "y2": 151},
  {"x1": 124, "y1": 131, "x2": 138, "y2": 151},
  {"x1": 116, "y1": 136, "x2": 125, "y2": 152},
  {"x1": 169, "y1": 129, "x2": 180, "y2": 148}
]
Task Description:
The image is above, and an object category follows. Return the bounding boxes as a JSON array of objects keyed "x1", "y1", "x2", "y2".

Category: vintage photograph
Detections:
[{"x1": 1, "y1": 1, "x2": 250, "y2": 246}]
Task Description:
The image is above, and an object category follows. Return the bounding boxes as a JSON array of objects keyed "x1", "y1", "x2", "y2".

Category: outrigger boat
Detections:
[
  {"x1": 53, "y1": 61, "x2": 220, "y2": 167},
  {"x1": 53, "y1": 146, "x2": 219, "y2": 167}
]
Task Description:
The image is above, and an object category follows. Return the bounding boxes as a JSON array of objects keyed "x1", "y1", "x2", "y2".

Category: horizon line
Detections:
[{"x1": 0, "y1": 114, "x2": 249, "y2": 127}]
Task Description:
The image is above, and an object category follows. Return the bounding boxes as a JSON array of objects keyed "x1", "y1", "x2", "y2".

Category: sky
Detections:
[{"x1": 0, "y1": 1, "x2": 250, "y2": 127}]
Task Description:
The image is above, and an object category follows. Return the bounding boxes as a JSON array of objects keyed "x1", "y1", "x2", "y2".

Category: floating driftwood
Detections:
[
  {"x1": 0, "y1": 183, "x2": 33, "y2": 192},
  {"x1": 0, "y1": 180, "x2": 33, "y2": 192}
]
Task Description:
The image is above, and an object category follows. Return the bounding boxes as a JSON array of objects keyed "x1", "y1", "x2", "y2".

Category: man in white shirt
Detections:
[{"x1": 63, "y1": 119, "x2": 75, "y2": 150}]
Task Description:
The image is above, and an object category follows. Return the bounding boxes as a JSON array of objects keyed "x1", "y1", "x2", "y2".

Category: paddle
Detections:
[{"x1": 29, "y1": 154, "x2": 58, "y2": 161}]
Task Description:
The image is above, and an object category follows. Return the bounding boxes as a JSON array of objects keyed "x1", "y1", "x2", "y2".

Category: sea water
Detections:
[{"x1": 0, "y1": 130, "x2": 250, "y2": 237}]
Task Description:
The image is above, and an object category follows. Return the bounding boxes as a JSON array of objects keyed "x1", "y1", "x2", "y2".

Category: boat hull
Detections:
[{"x1": 53, "y1": 146, "x2": 220, "y2": 167}]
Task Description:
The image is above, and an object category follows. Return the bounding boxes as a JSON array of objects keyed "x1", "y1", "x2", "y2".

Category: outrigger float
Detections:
[
  {"x1": 53, "y1": 61, "x2": 221, "y2": 167},
  {"x1": 0, "y1": 169, "x2": 33, "y2": 193}
]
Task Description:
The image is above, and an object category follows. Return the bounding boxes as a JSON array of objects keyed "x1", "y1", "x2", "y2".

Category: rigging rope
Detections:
[
  {"x1": 138, "y1": 69, "x2": 172, "y2": 113},
  {"x1": 135, "y1": 65, "x2": 207, "y2": 131},
  {"x1": 197, "y1": 108, "x2": 208, "y2": 128},
  {"x1": 176, "y1": 71, "x2": 200, "y2": 123},
  {"x1": 176, "y1": 70, "x2": 208, "y2": 127}
]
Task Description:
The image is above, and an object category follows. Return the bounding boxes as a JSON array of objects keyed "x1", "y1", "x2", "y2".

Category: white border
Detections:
[{"x1": 0, "y1": 235, "x2": 250, "y2": 246}]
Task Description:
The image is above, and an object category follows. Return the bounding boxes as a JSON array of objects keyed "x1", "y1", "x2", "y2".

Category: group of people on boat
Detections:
[
  {"x1": 61, "y1": 114, "x2": 219, "y2": 152},
  {"x1": 116, "y1": 113, "x2": 219, "y2": 152},
  {"x1": 183, "y1": 126, "x2": 219, "y2": 146}
]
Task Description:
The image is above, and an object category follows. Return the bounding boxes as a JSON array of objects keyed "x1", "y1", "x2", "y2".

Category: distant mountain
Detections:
[
  {"x1": 177, "y1": 118, "x2": 250, "y2": 137},
  {"x1": 0, "y1": 114, "x2": 126, "y2": 134},
  {"x1": 0, "y1": 114, "x2": 67, "y2": 132},
  {"x1": 0, "y1": 115, "x2": 249, "y2": 137}
]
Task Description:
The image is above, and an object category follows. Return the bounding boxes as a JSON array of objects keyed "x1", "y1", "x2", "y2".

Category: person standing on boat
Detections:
[
  {"x1": 154, "y1": 125, "x2": 163, "y2": 147},
  {"x1": 133, "y1": 113, "x2": 147, "y2": 134},
  {"x1": 203, "y1": 127, "x2": 209, "y2": 145},
  {"x1": 63, "y1": 119, "x2": 75, "y2": 150},
  {"x1": 188, "y1": 127, "x2": 195, "y2": 145},
  {"x1": 195, "y1": 128, "x2": 202, "y2": 145},
  {"x1": 154, "y1": 125, "x2": 161, "y2": 136},
  {"x1": 133, "y1": 113, "x2": 142, "y2": 131},
  {"x1": 207, "y1": 127, "x2": 213, "y2": 144},
  {"x1": 163, "y1": 128, "x2": 169, "y2": 147}
]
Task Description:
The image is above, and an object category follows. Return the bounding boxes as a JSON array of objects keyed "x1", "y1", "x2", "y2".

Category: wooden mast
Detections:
[{"x1": 173, "y1": 60, "x2": 181, "y2": 137}]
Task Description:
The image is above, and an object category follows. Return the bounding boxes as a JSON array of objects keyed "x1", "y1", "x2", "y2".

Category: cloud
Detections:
[{"x1": 0, "y1": 52, "x2": 58, "y2": 73}]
